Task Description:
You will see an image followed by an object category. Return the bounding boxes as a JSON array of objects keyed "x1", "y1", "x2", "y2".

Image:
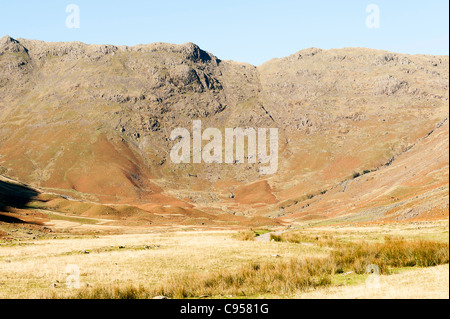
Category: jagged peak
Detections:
[
  {"x1": 180, "y1": 42, "x2": 217, "y2": 63},
  {"x1": 131, "y1": 41, "x2": 218, "y2": 64},
  {"x1": 0, "y1": 35, "x2": 18, "y2": 45},
  {"x1": 0, "y1": 35, "x2": 28, "y2": 54}
]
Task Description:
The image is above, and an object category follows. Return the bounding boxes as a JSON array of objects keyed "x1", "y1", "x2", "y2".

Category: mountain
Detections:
[{"x1": 0, "y1": 35, "x2": 448, "y2": 226}]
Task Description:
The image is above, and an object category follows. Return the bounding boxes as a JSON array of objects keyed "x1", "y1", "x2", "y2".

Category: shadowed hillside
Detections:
[
  {"x1": 0, "y1": 179, "x2": 38, "y2": 214},
  {"x1": 0, "y1": 177, "x2": 46, "y2": 234}
]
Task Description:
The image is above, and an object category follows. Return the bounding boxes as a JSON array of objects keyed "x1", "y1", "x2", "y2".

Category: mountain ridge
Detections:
[
  {"x1": 0, "y1": 36, "x2": 448, "y2": 226},
  {"x1": 4, "y1": 35, "x2": 448, "y2": 67}
]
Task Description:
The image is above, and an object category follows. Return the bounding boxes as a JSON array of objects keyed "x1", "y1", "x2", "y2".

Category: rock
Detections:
[
  {"x1": 374, "y1": 53, "x2": 412, "y2": 66},
  {"x1": 50, "y1": 282, "x2": 61, "y2": 288},
  {"x1": 374, "y1": 75, "x2": 409, "y2": 96},
  {"x1": 343, "y1": 271, "x2": 355, "y2": 276},
  {"x1": 149, "y1": 118, "x2": 161, "y2": 132}
]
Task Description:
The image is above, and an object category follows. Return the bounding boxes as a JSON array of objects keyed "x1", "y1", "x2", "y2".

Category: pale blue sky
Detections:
[{"x1": 0, "y1": 0, "x2": 448, "y2": 65}]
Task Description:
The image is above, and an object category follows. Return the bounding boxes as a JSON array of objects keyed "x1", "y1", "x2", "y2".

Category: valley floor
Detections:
[{"x1": 0, "y1": 219, "x2": 448, "y2": 299}]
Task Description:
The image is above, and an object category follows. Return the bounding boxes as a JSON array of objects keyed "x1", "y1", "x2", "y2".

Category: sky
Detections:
[{"x1": 0, "y1": 0, "x2": 448, "y2": 65}]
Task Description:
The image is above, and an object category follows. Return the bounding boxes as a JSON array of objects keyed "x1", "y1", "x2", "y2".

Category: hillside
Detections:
[{"x1": 0, "y1": 35, "x2": 448, "y2": 227}]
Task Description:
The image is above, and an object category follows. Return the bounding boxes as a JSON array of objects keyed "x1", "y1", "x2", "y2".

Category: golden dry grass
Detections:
[
  {"x1": 0, "y1": 219, "x2": 448, "y2": 299},
  {"x1": 0, "y1": 230, "x2": 325, "y2": 299}
]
